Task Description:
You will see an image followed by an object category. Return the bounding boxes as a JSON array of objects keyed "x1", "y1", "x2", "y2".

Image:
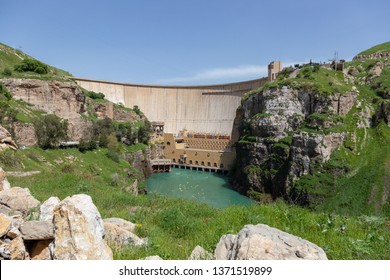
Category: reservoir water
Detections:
[{"x1": 146, "y1": 168, "x2": 254, "y2": 208}]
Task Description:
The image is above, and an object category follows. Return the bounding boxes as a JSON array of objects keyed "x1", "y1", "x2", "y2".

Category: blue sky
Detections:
[{"x1": 1, "y1": 0, "x2": 389, "y2": 85}]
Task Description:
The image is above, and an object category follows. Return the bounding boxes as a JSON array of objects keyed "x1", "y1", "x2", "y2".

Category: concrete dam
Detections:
[{"x1": 75, "y1": 77, "x2": 268, "y2": 136}]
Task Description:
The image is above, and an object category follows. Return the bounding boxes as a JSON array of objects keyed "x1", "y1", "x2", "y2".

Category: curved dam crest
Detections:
[{"x1": 75, "y1": 77, "x2": 268, "y2": 135}]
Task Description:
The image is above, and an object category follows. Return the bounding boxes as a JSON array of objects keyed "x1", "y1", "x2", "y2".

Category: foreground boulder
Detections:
[
  {"x1": 0, "y1": 187, "x2": 40, "y2": 216},
  {"x1": 215, "y1": 224, "x2": 327, "y2": 260},
  {"x1": 104, "y1": 219, "x2": 147, "y2": 248},
  {"x1": 52, "y1": 194, "x2": 112, "y2": 260},
  {"x1": 189, "y1": 245, "x2": 214, "y2": 260}
]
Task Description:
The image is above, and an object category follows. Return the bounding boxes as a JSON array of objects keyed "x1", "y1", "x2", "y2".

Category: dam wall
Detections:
[{"x1": 75, "y1": 77, "x2": 267, "y2": 135}]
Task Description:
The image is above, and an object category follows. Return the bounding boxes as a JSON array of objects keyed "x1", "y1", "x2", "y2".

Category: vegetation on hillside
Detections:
[
  {"x1": 1, "y1": 41, "x2": 389, "y2": 260},
  {"x1": 5, "y1": 147, "x2": 389, "y2": 260},
  {"x1": 357, "y1": 41, "x2": 390, "y2": 56},
  {"x1": 0, "y1": 43, "x2": 71, "y2": 80}
]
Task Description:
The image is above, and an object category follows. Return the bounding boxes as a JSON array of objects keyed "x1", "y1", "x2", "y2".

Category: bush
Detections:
[
  {"x1": 2, "y1": 68, "x2": 12, "y2": 76},
  {"x1": 78, "y1": 138, "x2": 97, "y2": 153},
  {"x1": 86, "y1": 91, "x2": 105, "y2": 100},
  {"x1": 14, "y1": 58, "x2": 49, "y2": 74},
  {"x1": 137, "y1": 120, "x2": 152, "y2": 144},
  {"x1": 34, "y1": 114, "x2": 69, "y2": 149},
  {"x1": 92, "y1": 117, "x2": 115, "y2": 147},
  {"x1": 0, "y1": 83, "x2": 12, "y2": 100},
  {"x1": 106, "y1": 133, "x2": 121, "y2": 162},
  {"x1": 133, "y1": 105, "x2": 142, "y2": 116}
]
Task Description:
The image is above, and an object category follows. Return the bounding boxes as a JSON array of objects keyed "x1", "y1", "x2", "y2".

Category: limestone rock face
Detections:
[
  {"x1": 0, "y1": 187, "x2": 40, "y2": 216},
  {"x1": 289, "y1": 132, "x2": 345, "y2": 178},
  {"x1": 188, "y1": 245, "x2": 214, "y2": 260},
  {"x1": 0, "y1": 167, "x2": 11, "y2": 191},
  {"x1": 20, "y1": 221, "x2": 54, "y2": 240},
  {"x1": 232, "y1": 85, "x2": 357, "y2": 199},
  {"x1": 1, "y1": 78, "x2": 91, "y2": 141},
  {"x1": 12, "y1": 123, "x2": 36, "y2": 147},
  {"x1": 52, "y1": 194, "x2": 112, "y2": 260},
  {"x1": 0, "y1": 125, "x2": 17, "y2": 151},
  {"x1": 39, "y1": 197, "x2": 60, "y2": 222},
  {"x1": 353, "y1": 51, "x2": 390, "y2": 61},
  {"x1": 215, "y1": 224, "x2": 327, "y2": 260}
]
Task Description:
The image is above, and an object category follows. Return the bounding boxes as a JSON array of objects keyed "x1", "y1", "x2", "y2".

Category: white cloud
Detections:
[
  {"x1": 156, "y1": 60, "x2": 309, "y2": 85},
  {"x1": 157, "y1": 65, "x2": 269, "y2": 84}
]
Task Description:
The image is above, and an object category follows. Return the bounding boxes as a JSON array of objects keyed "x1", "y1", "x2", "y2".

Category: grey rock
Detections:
[
  {"x1": 188, "y1": 245, "x2": 214, "y2": 260},
  {"x1": 20, "y1": 220, "x2": 54, "y2": 240},
  {"x1": 39, "y1": 196, "x2": 60, "y2": 222},
  {"x1": 103, "y1": 217, "x2": 136, "y2": 233},
  {"x1": 0, "y1": 187, "x2": 40, "y2": 216},
  {"x1": 215, "y1": 224, "x2": 327, "y2": 260}
]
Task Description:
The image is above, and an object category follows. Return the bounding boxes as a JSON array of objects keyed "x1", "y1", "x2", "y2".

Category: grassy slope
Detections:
[
  {"x1": 0, "y1": 43, "x2": 72, "y2": 80},
  {"x1": 357, "y1": 41, "x2": 390, "y2": 55},
  {"x1": 1, "y1": 42, "x2": 389, "y2": 260},
  {"x1": 3, "y1": 146, "x2": 389, "y2": 260}
]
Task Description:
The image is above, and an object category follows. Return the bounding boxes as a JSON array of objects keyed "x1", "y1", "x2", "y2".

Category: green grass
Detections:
[
  {"x1": 293, "y1": 85, "x2": 390, "y2": 217},
  {"x1": 357, "y1": 41, "x2": 390, "y2": 56},
  {"x1": 3, "y1": 146, "x2": 389, "y2": 260},
  {"x1": 8, "y1": 99, "x2": 47, "y2": 123},
  {"x1": 0, "y1": 43, "x2": 72, "y2": 80}
]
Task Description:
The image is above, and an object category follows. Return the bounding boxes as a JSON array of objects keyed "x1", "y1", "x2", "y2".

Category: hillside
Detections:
[
  {"x1": 0, "y1": 43, "x2": 72, "y2": 80},
  {"x1": 357, "y1": 41, "x2": 390, "y2": 56},
  {"x1": 232, "y1": 42, "x2": 390, "y2": 217},
  {"x1": 1, "y1": 42, "x2": 389, "y2": 260}
]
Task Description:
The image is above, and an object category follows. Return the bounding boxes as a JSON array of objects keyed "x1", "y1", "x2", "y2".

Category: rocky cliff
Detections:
[
  {"x1": 231, "y1": 65, "x2": 360, "y2": 203},
  {"x1": 1, "y1": 78, "x2": 91, "y2": 142}
]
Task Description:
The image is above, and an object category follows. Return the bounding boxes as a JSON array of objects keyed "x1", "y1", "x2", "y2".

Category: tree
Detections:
[
  {"x1": 137, "y1": 119, "x2": 152, "y2": 144},
  {"x1": 34, "y1": 114, "x2": 68, "y2": 149},
  {"x1": 14, "y1": 58, "x2": 49, "y2": 74}
]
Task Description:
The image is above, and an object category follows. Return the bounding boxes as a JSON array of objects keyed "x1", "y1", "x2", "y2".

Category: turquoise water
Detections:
[{"x1": 146, "y1": 168, "x2": 254, "y2": 208}]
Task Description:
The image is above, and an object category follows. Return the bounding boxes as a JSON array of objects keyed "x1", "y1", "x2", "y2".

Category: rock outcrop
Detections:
[
  {"x1": 232, "y1": 84, "x2": 358, "y2": 200},
  {"x1": 214, "y1": 224, "x2": 327, "y2": 260},
  {"x1": 1, "y1": 78, "x2": 91, "y2": 141},
  {"x1": 0, "y1": 125, "x2": 17, "y2": 151},
  {"x1": 12, "y1": 123, "x2": 36, "y2": 147},
  {"x1": 353, "y1": 51, "x2": 390, "y2": 61}
]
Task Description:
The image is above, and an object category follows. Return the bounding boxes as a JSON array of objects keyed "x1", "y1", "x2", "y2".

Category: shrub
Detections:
[
  {"x1": 106, "y1": 133, "x2": 121, "y2": 162},
  {"x1": 34, "y1": 114, "x2": 69, "y2": 149},
  {"x1": 78, "y1": 138, "x2": 97, "y2": 153},
  {"x1": 92, "y1": 117, "x2": 115, "y2": 147},
  {"x1": 2, "y1": 68, "x2": 12, "y2": 76},
  {"x1": 86, "y1": 91, "x2": 105, "y2": 100},
  {"x1": 14, "y1": 58, "x2": 49, "y2": 74},
  {"x1": 133, "y1": 105, "x2": 141, "y2": 116},
  {"x1": 137, "y1": 120, "x2": 152, "y2": 144},
  {"x1": 0, "y1": 83, "x2": 12, "y2": 100}
]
